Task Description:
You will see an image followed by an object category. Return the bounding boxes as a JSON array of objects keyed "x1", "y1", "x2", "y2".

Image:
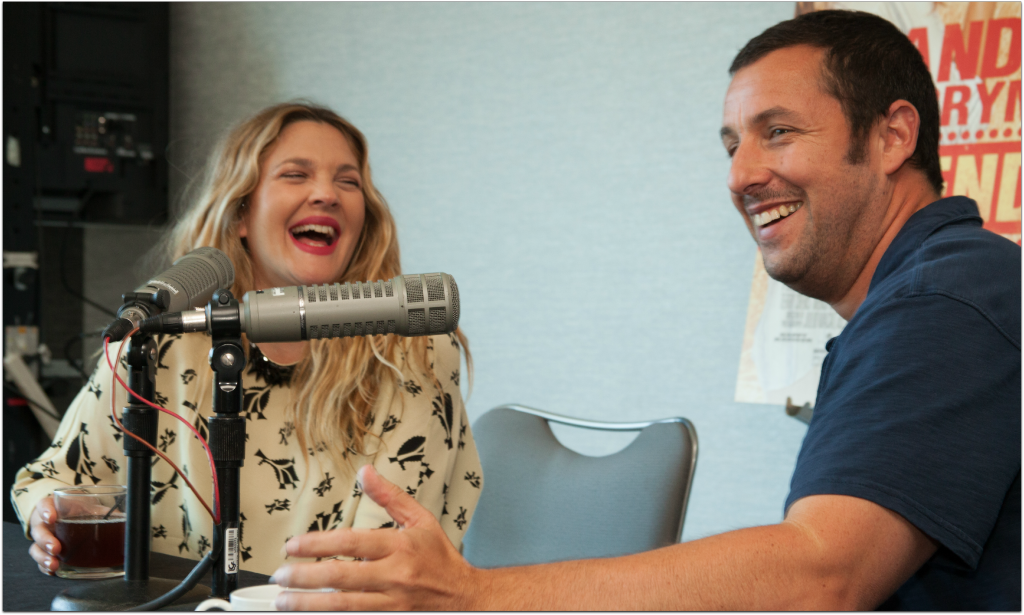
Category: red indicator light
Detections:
[{"x1": 84, "y1": 157, "x2": 114, "y2": 173}]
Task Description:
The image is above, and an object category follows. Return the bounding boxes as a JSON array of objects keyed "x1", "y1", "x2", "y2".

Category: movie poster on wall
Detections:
[{"x1": 734, "y1": 2, "x2": 1022, "y2": 409}]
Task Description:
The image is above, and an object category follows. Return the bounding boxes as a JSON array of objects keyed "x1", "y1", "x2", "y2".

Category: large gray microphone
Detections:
[
  {"x1": 142, "y1": 273, "x2": 460, "y2": 342},
  {"x1": 104, "y1": 247, "x2": 236, "y2": 341}
]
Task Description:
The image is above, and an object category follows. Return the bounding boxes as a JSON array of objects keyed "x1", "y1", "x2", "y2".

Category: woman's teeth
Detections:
[
  {"x1": 290, "y1": 223, "x2": 336, "y2": 246},
  {"x1": 752, "y1": 202, "x2": 802, "y2": 227}
]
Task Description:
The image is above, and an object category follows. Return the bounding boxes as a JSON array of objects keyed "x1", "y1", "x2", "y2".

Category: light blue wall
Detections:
[{"x1": 169, "y1": 2, "x2": 806, "y2": 542}]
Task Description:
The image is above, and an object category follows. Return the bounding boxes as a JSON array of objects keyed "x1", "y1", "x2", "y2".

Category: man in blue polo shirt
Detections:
[{"x1": 269, "y1": 10, "x2": 1020, "y2": 610}]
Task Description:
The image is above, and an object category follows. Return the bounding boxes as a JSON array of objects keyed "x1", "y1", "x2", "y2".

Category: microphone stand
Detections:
[
  {"x1": 205, "y1": 289, "x2": 247, "y2": 598},
  {"x1": 52, "y1": 332, "x2": 211, "y2": 610}
]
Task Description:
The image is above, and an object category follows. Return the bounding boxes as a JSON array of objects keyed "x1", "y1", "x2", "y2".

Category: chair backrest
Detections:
[{"x1": 462, "y1": 404, "x2": 697, "y2": 568}]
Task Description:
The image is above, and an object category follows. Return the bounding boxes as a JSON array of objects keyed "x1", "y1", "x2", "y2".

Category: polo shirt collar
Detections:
[{"x1": 869, "y1": 196, "x2": 983, "y2": 289}]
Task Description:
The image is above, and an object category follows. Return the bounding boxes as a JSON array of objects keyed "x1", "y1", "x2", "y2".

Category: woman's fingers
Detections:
[
  {"x1": 274, "y1": 558, "x2": 389, "y2": 592},
  {"x1": 29, "y1": 523, "x2": 59, "y2": 554},
  {"x1": 29, "y1": 542, "x2": 57, "y2": 575},
  {"x1": 285, "y1": 527, "x2": 398, "y2": 561}
]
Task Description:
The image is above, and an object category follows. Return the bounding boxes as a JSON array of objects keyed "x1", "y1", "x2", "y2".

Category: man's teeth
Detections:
[
  {"x1": 291, "y1": 224, "x2": 337, "y2": 238},
  {"x1": 752, "y1": 203, "x2": 802, "y2": 227}
]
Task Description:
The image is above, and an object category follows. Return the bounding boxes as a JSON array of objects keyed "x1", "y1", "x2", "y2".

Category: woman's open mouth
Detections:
[{"x1": 288, "y1": 218, "x2": 341, "y2": 255}]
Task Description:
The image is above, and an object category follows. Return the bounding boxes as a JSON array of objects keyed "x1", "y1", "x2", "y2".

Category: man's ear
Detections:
[{"x1": 881, "y1": 100, "x2": 920, "y2": 176}]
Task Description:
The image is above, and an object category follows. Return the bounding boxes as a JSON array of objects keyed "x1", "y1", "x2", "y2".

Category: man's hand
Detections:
[{"x1": 272, "y1": 465, "x2": 479, "y2": 611}]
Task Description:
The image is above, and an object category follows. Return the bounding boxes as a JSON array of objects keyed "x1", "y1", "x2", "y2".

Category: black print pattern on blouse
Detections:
[
  {"x1": 154, "y1": 334, "x2": 179, "y2": 371},
  {"x1": 458, "y1": 423, "x2": 466, "y2": 450},
  {"x1": 314, "y1": 473, "x2": 334, "y2": 497},
  {"x1": 87, "y1": 380, "x2": 102, "y2": 399},
  {"x1": 451, "y1": 370, "x2": 459, "y2": 386},
  {"x1": 102, "y1": 455, "x2": 120, "y2": 473},
  {"x1": 238, "y1": 512, "x2": 253, "y2": 562},
  {"x1": 181, "y1": 369, "x2": 197, "y2": 385},
  {"x1": 403, "y1": 380, "x2": 422, "y2": 396},
  {"x1": 266, "y1": 499, "x2": 290, "y2": 514},
  {"x1": 242, "y1": 384, "x2": 271, "y2": 421},
  {"x1": 454, "y1": 507, "x2": 468, "y2": 530},
  {"x1": 179, "y1": 503, "x2": 192, "y2": 554},
  {"x1": 66, "y1": 423, "x2": 100, "y2": 485},
  {"x1": 40, "y1": 461, "x2": 58, "y2": 478},
  {"x1": 279, "y1": 421, "x2": 295, "y2": 446},
  {"x1": 381, "y1": 415, "x2": 400, "y2": 434},
  {"x1": 247, "y1": 345, "x2": 294, "y2": 387},
  {"x1": 464, "y1": 471, "x2": 481, "y2": 489},
  {"x1": 158, "y1": 429, "x2": 175, "y2": 452},
  {"x1": 307, "y1": 500, "x2": 344, "y2": 532},
  {"x1": 448, "y1": 332, "x2": 460, "y2": 348},
  {"x1": 153, "y1": 525, "x2": 167, "y2": 539},
  {"x1": 255, "y1": 449, "x2": 299, "y2": 489},
  {"x1": 151, "y1": 471, "x2": 180, "y2": 504},
  {"x1": 389, "y1": 436, "x2": 426, "y2": 470},
  {"x1": 192, "y1": 412, "x2": 208, "y2": 442},
  {"x1": 431, "y1": 393, "x2": 455, "y2": 449},
  {"x1": 198, "y1": 535, "x2": 211, "y2": 556},
  {"x1": 106, "y1": 415, "x2": 122, "y2": 442}
]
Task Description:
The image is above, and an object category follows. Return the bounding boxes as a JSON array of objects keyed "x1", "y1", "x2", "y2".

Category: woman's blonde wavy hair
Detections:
[{"x1": 166, "y1": 101, "x2": 469, "y2": 474}]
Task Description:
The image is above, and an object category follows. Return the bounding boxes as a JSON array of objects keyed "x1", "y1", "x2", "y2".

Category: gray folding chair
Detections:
[{"x1": 462, "y1": 404, "x2": 698, "y2": 568}]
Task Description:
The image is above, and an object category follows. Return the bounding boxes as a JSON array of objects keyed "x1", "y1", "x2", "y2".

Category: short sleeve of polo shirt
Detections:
[{"x1": 785, "y1": 292, "x2": 1021, "y2": 570}]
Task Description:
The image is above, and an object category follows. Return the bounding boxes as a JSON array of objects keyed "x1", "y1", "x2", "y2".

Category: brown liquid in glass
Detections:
[{"x1": 54, "y1": 515, "x2": 125, "y2": 568}]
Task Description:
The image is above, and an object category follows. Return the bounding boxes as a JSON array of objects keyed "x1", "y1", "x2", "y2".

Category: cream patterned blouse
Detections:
[{"x1": 12, "y1": 331, "x2": 482, "y2": 575}]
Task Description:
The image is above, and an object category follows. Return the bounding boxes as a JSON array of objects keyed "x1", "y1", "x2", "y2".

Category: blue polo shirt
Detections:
[{"x1": 785, "y1": 196, "x2": 1021, "y2": 610}]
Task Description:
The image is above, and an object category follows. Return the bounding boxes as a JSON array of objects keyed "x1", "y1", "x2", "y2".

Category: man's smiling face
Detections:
[{"x1": 721, "y1": 45, "x2": 888, "y2": 303}]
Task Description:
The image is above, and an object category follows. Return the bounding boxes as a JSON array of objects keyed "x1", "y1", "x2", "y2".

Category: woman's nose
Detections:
[{"x1": 308, "y1": 179, "x2": 339, "y2": 208}]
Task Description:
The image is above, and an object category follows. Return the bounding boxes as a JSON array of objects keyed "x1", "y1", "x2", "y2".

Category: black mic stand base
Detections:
[{"x1": 51, "y1": 577, "x2": 211, "y2": 611}]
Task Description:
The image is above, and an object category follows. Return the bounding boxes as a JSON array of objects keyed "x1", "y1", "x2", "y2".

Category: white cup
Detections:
[{"x1": 195, "y1": 584, "x2": 286, "y2": 611}]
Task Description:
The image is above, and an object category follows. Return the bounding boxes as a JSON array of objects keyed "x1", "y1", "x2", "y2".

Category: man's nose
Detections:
[{"x1": 726, "y1": 140, "x2": 772, "y2": 198}]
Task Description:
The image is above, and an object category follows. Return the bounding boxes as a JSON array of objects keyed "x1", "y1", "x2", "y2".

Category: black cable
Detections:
[
  {"x1": 127, "y1": 532, "x2": 220, "y2": 611},
  {"x1": 60, "y1": 222, "x2": 119, "y2": 318},
  {"x1": 1, "y1": 380, "x2": 63, "y2": 419},
  {"x1": 63, "y1": 329, "x2": 103, "y2": 381}
]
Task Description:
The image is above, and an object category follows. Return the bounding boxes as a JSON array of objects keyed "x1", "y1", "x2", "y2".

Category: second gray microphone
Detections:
[{"x1": 243, "y1": 273, "x2": 460, "y2": 343}]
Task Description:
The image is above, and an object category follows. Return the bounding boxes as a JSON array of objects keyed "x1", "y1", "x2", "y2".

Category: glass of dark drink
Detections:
[{"x1": 53, "y1": 485, "x2": 126, "y2": 579}]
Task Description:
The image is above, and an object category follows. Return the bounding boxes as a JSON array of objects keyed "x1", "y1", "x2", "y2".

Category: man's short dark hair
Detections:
[{"x1": 730, "y1": 10, "x2": 943, "y2": 194}]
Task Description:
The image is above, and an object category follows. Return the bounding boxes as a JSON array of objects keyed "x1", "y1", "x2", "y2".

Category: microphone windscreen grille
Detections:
[
  {"x1": 428, "y1": 307, "x2": 446, "y2": 334},
  {"x1": 387, "y1": 319, "x2": 396, "y2": 333},
  {"x1": 406, "y1": 276, "x2": 424, "y2": 303},
  {"x1": 384, "y1": 280, "x2": 394, "y2": 297},
  {"x1": 373, "y1": 281, "x2": 383, "y2": 298},
  {"x1": 343, "y1": 323, "x2": 353, "y2": 336},
  {"x1": 449, "y1": 276, "x2": 459, "y2": 326},
  {"x1": 319, "y1": 286, "x2": 327, "y2": 302},
  {"x1": 363, "y1": 284, "x2": 373, "y2": 299},
  {"x1": 426, "y1": 274, "x2": 444, "y2": 302},
  {"x1": 353, "y1": 322, "x2": 364, "y2": 336},
  {"x1": 307, "y1": 287, "x2": 317, "y2": 302},
  {"x1": 340, "y1": 284, "x2": 350, "y2": 300},
  {"x1": 329, "y1": 285, "x2": 338, "y2": 301},
  {"x1": 352, "y1": 282, "x2": 361, "y2": 300},
  {"x1": 332, "y1": 323, "x2": 341, "y2": 338},
  {"x1": 408, "y1": 308, "x2": 426, "y2": 334}
]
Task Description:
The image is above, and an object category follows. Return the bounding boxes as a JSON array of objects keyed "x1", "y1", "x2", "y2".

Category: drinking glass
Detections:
[{"x1": 53, "y1": 485, "x2": 126, "y2": 579}]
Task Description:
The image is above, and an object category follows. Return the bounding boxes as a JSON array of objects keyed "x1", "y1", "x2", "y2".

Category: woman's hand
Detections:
[{"x1": 28, "y1": 496, "x2": 61, "y2": 575}]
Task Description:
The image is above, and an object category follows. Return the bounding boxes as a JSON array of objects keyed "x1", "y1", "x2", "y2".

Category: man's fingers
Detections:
[
  {"x1": 274, "y1": 559, "x2": 389, "y2": 592},
  {"x1": 275, "y1": 588, "x2": 394, "y2": 612},
  {"x1": 358, "y1": 465, "x2": 435, "y2": 529},
  {"x1": 285, "y1": 527, "x2": 397, "y2": 561}
]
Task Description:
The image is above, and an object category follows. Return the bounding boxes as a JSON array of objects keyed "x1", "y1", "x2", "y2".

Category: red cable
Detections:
[{"x1": 105, "y1": 332, "x2": 221, "y2": 524}]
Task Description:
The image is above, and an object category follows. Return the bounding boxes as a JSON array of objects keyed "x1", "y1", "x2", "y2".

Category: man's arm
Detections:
[{"x1": 272, "y1": 465, "x2": 937, "y2": 611}]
